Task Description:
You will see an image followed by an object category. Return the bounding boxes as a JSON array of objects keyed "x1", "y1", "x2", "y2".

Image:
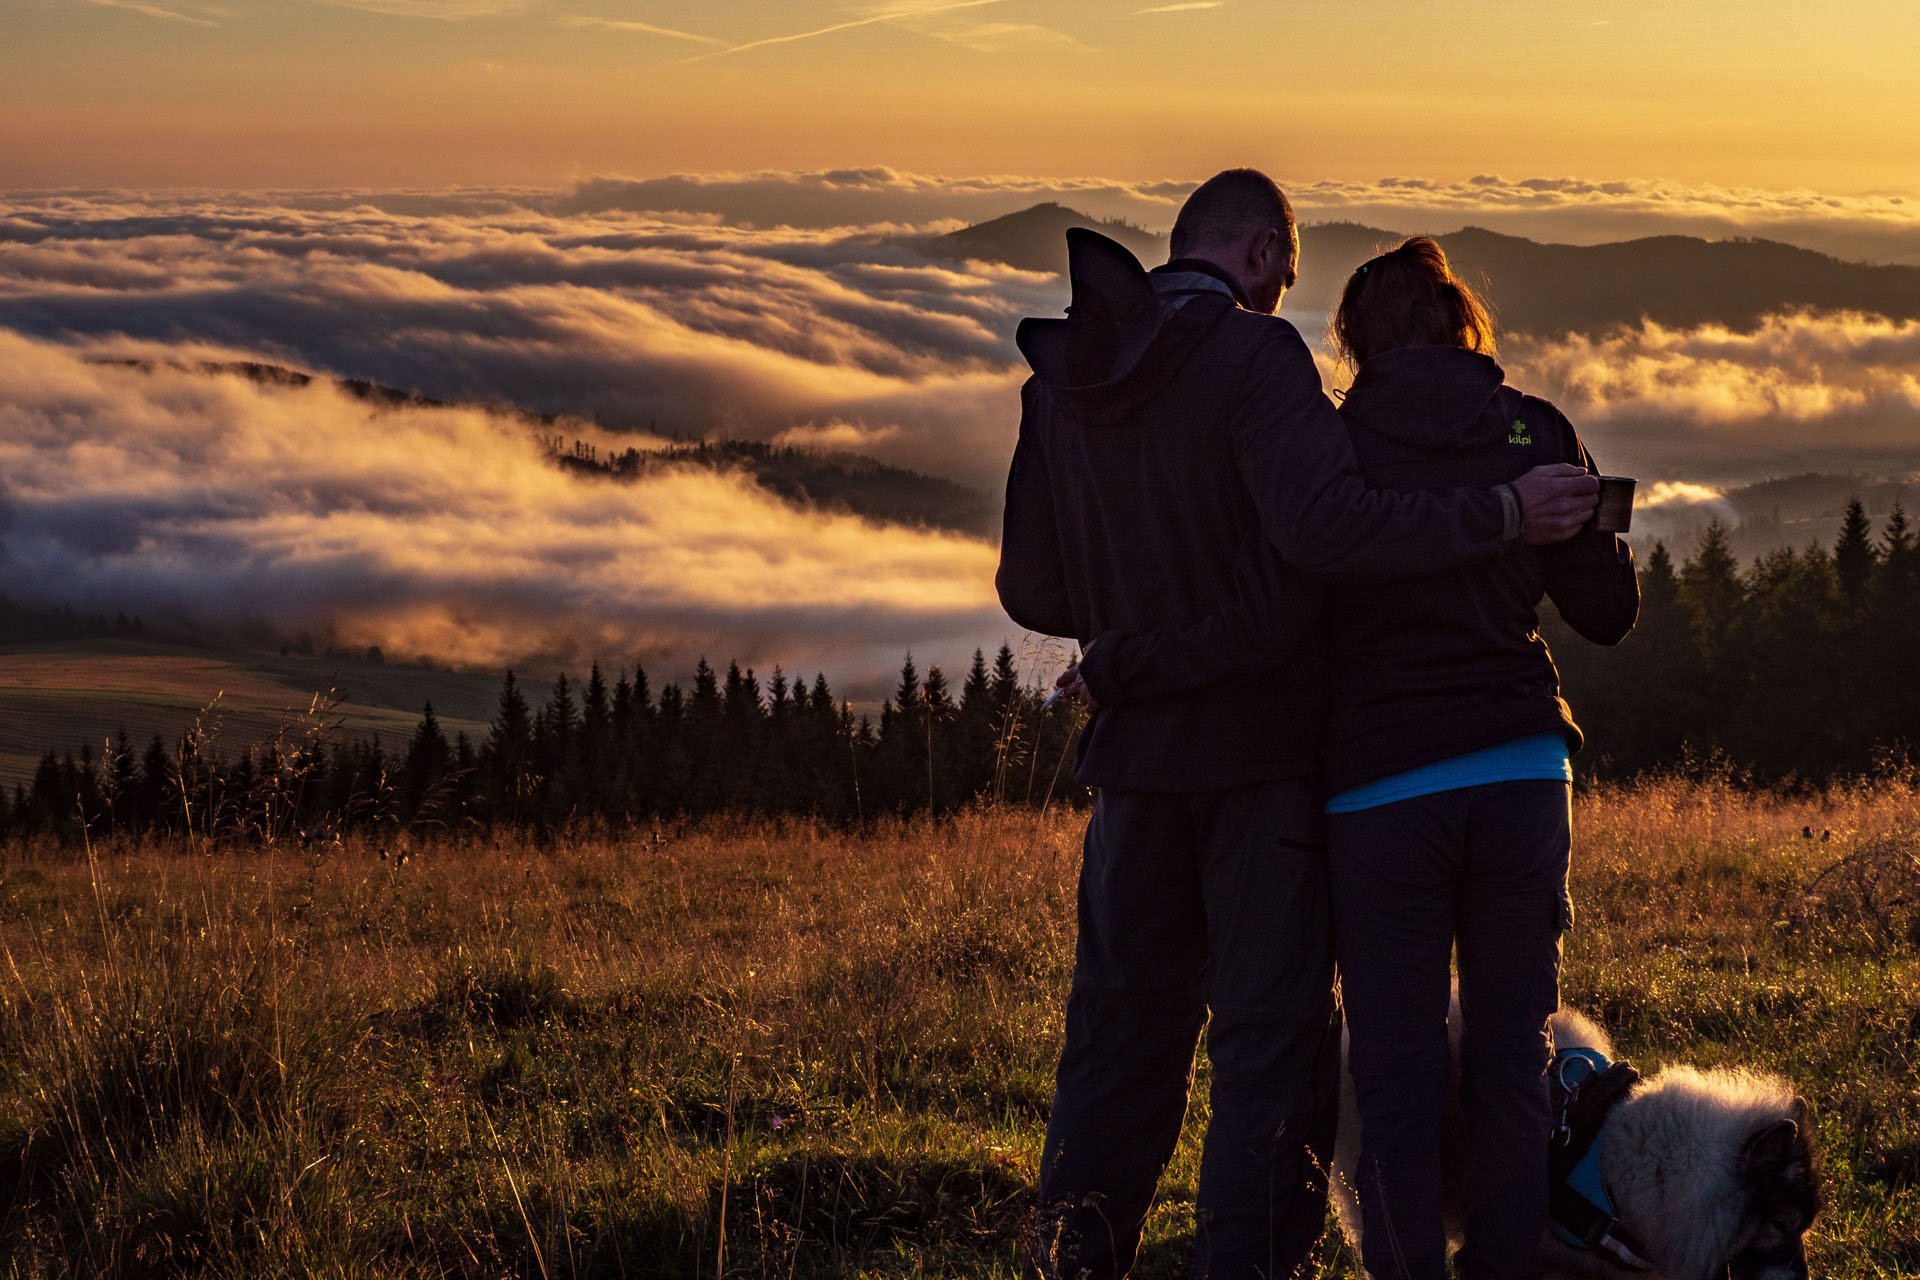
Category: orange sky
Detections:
[{"x1": 4, "y1": 0, "x2": 1917, "y2": 194}]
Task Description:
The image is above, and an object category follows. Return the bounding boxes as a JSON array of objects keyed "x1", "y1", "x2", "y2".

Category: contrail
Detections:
[
  {"x1": 700, "y1": 0, "x2": 1011, "y2": 59},
  {"x1": 561, "y1": 16, "x2": 727, "y2": 45},
  {"x1": 90, "y1": 0, "x2": 219, "y2": 27}
]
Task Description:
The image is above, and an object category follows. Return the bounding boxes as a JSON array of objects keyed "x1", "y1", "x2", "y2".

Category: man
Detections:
[{"x1": 997, "y1": 169, "x2": 1596, "y2": 1280}]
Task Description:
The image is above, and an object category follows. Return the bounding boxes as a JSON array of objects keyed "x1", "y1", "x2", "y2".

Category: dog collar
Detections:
[{"x1": 1548, "y1": 1047, "x2": 1655, "y2": 1272}]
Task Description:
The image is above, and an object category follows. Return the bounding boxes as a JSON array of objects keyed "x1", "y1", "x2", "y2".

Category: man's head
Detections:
[{"x1": 1168, "y1": 168, "x2": 1299, "y2": 314}]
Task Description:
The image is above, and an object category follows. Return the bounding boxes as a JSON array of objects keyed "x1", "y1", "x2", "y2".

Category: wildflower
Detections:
[{"x1": 770, "y1": 1114, "x2": 786, "y2": 1129}]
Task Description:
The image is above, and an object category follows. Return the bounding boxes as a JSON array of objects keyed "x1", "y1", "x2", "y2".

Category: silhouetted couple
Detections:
[{"x1": 996, "y1": 169, "x2": 1637, "y2": 1279}]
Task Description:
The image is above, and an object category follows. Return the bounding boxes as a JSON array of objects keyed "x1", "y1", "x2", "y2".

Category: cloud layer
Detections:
[
  {"x1": 0, "y1": 332, "x2": 1014, "y2": 690},
  {"x1": 0, "y1": 191, "x2": 1061, "y2": 489},
  {"x1": 4, "y1": 180, "x2": 1920, "y2": 683},
  {"x1": 1506, "y1": 312, "x2": 1920, "y2": 482}
]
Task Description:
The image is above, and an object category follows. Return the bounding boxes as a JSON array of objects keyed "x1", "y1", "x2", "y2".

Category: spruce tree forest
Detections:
[{"x1": 6, "y1": 501, "x2": 1919, "y2": 846}]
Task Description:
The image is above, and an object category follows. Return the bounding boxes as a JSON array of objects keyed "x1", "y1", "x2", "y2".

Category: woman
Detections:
[
  {"x1": 1055, "y1": 234, "x2": 1635, "y2": 1275},
  {"x1": 1321, "y1": 237, "x2": 1637, "y2": 1280}
]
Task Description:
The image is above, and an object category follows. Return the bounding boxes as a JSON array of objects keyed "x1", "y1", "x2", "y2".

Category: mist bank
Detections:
[
  {"x1": 0, "y1": 191, "x2": 1057, "y2": 491},
  {"x1": 0, "y1": 332, "x2": 1015, "y2": 695}
]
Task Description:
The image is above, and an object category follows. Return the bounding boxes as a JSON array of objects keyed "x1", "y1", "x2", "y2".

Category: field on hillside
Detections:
[
  {"x1": 0, "y1": 641, "x2": 499, "y2": 791},
  {"x1": 0, "y1": 781, "x2": 1915, "y2": 1278}
]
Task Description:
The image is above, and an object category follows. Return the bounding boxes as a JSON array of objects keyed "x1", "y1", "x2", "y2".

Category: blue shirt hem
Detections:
[{"x1": 1326, "y1": 732, "x2": 1571, "y2": 814}]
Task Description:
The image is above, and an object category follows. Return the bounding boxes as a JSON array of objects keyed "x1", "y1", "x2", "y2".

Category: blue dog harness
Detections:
[{"x1": 1547, "y1": 1046, "x2": 1655, "y2": 1271}]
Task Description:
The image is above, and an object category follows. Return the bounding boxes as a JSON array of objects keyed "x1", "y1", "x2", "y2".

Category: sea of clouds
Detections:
[
  {"x1": 0, "y1": 330, "x2": 1009, "y2": 684},
  {"x1": 4, "y1": 170, "x2": 1919, "y2": 687}
]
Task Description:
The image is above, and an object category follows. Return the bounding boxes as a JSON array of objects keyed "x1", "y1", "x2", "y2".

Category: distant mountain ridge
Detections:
[
  {"x1": 929, "y1": 205, "x2": 1920, "y2": 337},
  {"x1": 921, "y1": 202, "x2": 1165, "y2": 274}
]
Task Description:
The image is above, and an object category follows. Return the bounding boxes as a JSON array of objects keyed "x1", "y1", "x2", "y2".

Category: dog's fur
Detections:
[{"x1": 1332, "y1": 1001, "x2": 1821, "y2": 1280}]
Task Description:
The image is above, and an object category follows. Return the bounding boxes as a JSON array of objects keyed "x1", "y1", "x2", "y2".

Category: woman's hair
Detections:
[{"x1": 1330, "y1": 236, "x2": 1496, "y2": 367}]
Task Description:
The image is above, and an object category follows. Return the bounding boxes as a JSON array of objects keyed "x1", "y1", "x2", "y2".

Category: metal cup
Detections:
[{"x1": 1593, "y1": 476, "x2": 1636, "y2": 533}]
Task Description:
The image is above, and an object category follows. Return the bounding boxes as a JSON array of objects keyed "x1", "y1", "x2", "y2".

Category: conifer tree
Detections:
[
  {"x1": 26, "y1": 750, "x2": 63, "y2": 837},
  {"x1": 655, "y1": 682, "x2": 691, "y2": 812},
  {"x1": 627, "y1": 663, "x2": 659, "y2": 813},
  {"x1": 140, "y1": 732, "x2": 173, "y2": 833},
  {"x1": 877, "y1": 654, "x2": 927, "y2": 811},
  {"x1": 486, "y1": 670, "x2": 535, "y2": 822},
  {"x1": 1640, "y1": 542, "x2": 1680, "y2": 611},
  {"x1": 581, "y1": 661, "x2": 610, "y2": 812},
  {"x1": 403, "y1": 702, "x2": 453, "y2": 821},
  {"x1": 687, "y1": 659, "x2": 725, "y2": 812},
  {"x1": 1868, "y1": 502, "x2": 1920, "y2": 758},
  {"x1": 107, "y1": 727, "x2": 137, "y2": 831},
  {"x1": 721, "y1": 662, "x2": 766, "y2": 809},
  {"x1": 923, "y1": 663, "x2": 958, "y2": 811},
  {"x1": 987, "y1": 643, "x2": 1026, "y2": 799},
  {"x1": 546, "y1": 673, "x2": 578, "y2": 757},
  {"x1": 1680, "y1": 520, "x2": 1745, "y2": 658},
  {"x1": 958, "y1": 648, "x2": 996, "y2": 800},
  {"x1": 765, "y1": 667, "x2": 796, "y2": 811},
  {"x1": 1879, "y1": 501, "x2": 1914, "y2": 598},
  {"x1": 540, "y1": 673, "x2": 580, "y2": 818},
  {"x1": 1834, "y1": 497, "x2": 1877, "y2": 605}
]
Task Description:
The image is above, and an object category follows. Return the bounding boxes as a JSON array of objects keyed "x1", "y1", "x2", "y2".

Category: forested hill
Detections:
[
  {"x1": 931, "y1": 205, "x2": 1920, "y2": 336},
  {"x1": 550, "y1": 438, "x2": 997, "y2": 538}
]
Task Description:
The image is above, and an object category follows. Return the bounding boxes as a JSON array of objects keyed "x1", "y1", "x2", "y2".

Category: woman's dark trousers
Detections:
[
  {"x1": 1034, "y1": 778, "x2": 1341, "y2": 1280},
  {"x1": 1328, "y1": 779, "x2": 1571, "y2": 1280}
]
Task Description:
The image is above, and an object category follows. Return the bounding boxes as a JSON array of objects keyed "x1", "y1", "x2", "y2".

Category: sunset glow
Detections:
[{"x1": 5, "y1": 0, "x2": 1918, "y2": 194}]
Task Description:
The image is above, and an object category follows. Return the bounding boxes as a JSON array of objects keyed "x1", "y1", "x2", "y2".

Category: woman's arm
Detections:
[{"x1": 1541, "y1": 412, "x2": 1640, "y2": 645}]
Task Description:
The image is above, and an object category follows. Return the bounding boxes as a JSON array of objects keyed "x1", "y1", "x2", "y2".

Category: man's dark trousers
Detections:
[{"x1": 1035, "y1": 777, "x2": 1341, "y2": 1280}]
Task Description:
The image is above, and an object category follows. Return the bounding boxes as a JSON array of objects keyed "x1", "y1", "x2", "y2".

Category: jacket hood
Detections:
[
  {"x1": 1017, "y1": 228, "x2": 1236, "y2": 423},
  {"x1": 1339, "y1": 346, "x2": 1509, "y2": 450}
]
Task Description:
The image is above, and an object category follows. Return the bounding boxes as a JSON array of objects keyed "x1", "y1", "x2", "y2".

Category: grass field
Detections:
[
  {"x1": 0, "y1": 641, "x2": 500, "y2": 791},
  {"x1": 0, "y1": 779, "x2": 1915, "y2": 1278}
]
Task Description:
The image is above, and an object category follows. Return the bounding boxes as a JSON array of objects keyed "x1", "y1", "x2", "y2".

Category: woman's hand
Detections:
[{"x1": 1512, "y1": 464, "x2": 1600, "y2": 544}]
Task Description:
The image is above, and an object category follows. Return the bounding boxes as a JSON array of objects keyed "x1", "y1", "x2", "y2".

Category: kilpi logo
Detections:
[{"x1": 1508, "y1": 420, "x2": 1532, "y2": 445}]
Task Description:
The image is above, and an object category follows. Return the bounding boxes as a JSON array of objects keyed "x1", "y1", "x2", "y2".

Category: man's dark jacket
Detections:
[
  {"x1": 996, "y1": 231, "x2": 1510, "y2": 793},
  {"x1": 1322, "y1": 345, "x2": 1639, "y2": 793}
]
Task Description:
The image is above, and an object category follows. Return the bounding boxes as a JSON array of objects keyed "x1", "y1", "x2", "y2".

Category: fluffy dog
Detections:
[{"x1": 1331, "y1": 1002, "x2": 1822, "y2": 1280}]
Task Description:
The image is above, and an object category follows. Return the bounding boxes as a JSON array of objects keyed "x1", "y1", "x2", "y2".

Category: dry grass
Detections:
[{"x1": 0, "y1": 781, "x2": 1914, "y2": 1277}]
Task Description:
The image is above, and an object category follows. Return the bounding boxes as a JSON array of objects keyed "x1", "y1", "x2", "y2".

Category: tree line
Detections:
[
  {"x1": 0, "y1": 594, "x2": 146, "y2": 645},
  {"x1": 1, "y1": 646, "x2": 1087, "y2": 846},
  {"x1": 8, "y1": 497, "x2": 1919, "y2": 846},
  {"x1": 1550, "y1": 499, "x2": 1920, "y2": 782}
]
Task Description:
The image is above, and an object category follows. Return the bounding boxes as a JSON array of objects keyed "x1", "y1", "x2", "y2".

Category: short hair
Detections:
[
  {"x1": 1331, "y1": 236, "x2": 1497, "y2": 367},
  {"x1": 1169, "y1": 168, "x2": 1298, "y2": 274}
]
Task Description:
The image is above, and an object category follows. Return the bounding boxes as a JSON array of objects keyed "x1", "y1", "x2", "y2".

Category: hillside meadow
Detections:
[
  {"x1": 0, "y1": 641, "x2": 497, "y2": 794},
  {"x1": 0, "y1": 779, "x2": 1915, "y2": 1278}
]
